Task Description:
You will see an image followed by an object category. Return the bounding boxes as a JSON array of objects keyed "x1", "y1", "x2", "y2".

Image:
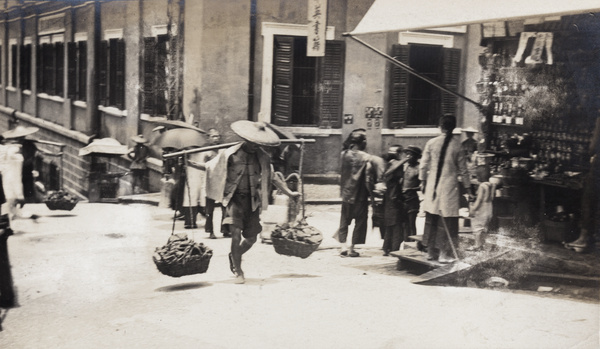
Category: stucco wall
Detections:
[{"x1": 183, "y1": 0, "x2": 250, "y2": 142}]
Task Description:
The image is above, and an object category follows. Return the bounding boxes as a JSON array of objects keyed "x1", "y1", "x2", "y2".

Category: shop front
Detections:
[{"x1": 347, "y1": 1, "x2": 600, "y2": 247}]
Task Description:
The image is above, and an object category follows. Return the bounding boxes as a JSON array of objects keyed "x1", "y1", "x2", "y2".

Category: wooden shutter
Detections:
[
  {"x1": 77, "y1": 41, "x2": 87, "y2": 101},
  {"x1": 272, "y1": 36, "x2": 294, "y2": 126},
  {"x1": 111, "y1": 39, "x2": 125, "y2": 110},
  {"x1": 142, "y1": 37, "x2": 156, "y2": 115},
  {"x1": 42, "y1": 44, "x2": 53, "y2": 94},
  {"x1": 317, "y1": 40, "x2": 345, "y2": 128},
  {"x1": 96, "y1": 40, "x2": 108, "y2": 106},
  {"x1": 20, "y1": 44, "x2": 31, "y2": 90},
  {"x1": 389, "y1": 44, "x2": 410, "y2": 128},
  {"x1": 441, "y1": 48, "x2": 460, "y2": 116},
  {"x1": 67, "y1": 42, "x2": 77, "y2": 99},
  {"x1": 156, "y1": 35, "x2": 168, "y2": 116},
  {"x1": 11, "y1": 45, "x2": 17, "y2": 87},
  {"x1": 55, "y1": 42, "x2": 64, "y2": 97},
  {"x1": 36, "y1": 43, "x2": 42, "y2": 91}
]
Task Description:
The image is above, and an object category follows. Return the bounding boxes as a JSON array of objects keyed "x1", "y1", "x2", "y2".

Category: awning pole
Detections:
[{"x1": 343, "y1": 33, "x2": 484, "y2": 110}]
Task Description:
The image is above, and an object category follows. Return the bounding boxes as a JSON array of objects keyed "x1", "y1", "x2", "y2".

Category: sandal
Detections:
[{"x1": 348, "y1": 251, "x2": 360, "y2": 258}]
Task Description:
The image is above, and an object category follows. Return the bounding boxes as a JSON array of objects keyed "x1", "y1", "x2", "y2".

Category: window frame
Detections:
[
  {"x1": 36, "y1": 33, "x2": 65, "y2": 97},
  {"x1": 270, "y1": 34, "x2": 344, "y2": 128},
  {"x1": 68, "y1": 35, "x2": 87, "y2": 102},
  {"x1": 97, "y1": 37, "x2": 126, "y2": 110},
  {"x1": 388, "y1": 42, "x2": 461, "y2": 129}
]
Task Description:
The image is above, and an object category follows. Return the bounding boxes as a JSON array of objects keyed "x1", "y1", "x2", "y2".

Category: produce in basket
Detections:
[
  {"x1": 271, "y1": 220, "x2": 323, "y2": 244},
  {"x1": 270, "y1": 220, "x2": 323, "y2": 258},
  {"x1": 44, "y1": 190, "x2": 79, "y2": 211},
  {"x1": 153, "y1": 233, "x2": 213, "y2": 277}
]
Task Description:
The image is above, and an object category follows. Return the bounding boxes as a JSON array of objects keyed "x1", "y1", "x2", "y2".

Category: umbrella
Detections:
[
  {"x1": 79, "y1": 138, "x2": 128, "y2": 157},
  {"x1": 152, "y1": 128, "x2": 207, "y2": 150},
  {"x1": 149, "y1": 119, "x2": 207, "y2": 134}
]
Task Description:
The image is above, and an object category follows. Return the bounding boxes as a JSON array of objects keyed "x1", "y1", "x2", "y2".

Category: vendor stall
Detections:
[{"x1": 474, "y1": 13, "x2": 599, "y2": 242}]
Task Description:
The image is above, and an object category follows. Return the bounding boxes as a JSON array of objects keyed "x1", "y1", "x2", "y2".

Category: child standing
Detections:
[
  {"x1": 402, "y1": 146, "x2": 422, "y2": 241},
  {"x1": 468, "y1": 181, "x2": 495, "y2": 250}
]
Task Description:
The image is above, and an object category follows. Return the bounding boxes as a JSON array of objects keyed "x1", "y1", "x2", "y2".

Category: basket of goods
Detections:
[
  {"x1": 153, "y1": 233, "x2": 213, "y2": 277},
  {"x1": 45, "y1": 190, "x2": 79, "y2": 211},
  {"x1": 270, "y1": 220, "x2": 323, "y2": 258}
]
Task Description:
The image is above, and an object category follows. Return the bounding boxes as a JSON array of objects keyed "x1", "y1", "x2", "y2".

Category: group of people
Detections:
[{"x1": 334, "y1": 114, "x2": 486, "y2": 264}]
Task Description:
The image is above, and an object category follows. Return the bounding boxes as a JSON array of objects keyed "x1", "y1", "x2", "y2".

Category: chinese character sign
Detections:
[{"x1": 307, "y1": 0, "x2": 327, "y2": 57}]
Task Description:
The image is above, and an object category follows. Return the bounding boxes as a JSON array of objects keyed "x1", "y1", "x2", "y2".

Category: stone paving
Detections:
[{"x1": 0, "y1": 202, "x2": 598, "y2": 348}]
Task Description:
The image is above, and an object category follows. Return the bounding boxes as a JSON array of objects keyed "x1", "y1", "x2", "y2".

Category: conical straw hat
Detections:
[
  {"x1": 231, "y1": 120, "x2": 281, "y2": 147},
  {"x1": 2, "y1": 125, "x2": 39, "y2": 139}
]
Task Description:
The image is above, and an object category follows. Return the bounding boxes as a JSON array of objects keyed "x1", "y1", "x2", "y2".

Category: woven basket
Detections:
[
  {"x1": 153, "y1": 233, "x2": 213, "y2": 277},
  {"x1": 271, "y1": 237, "x2": 320, "y2": 259},
  {"x1": 153, "y1": 253, "x2": 212, "y2": 277},
  {"x1": 45, "y1": 198, "x2": 78, "y2": 211}
]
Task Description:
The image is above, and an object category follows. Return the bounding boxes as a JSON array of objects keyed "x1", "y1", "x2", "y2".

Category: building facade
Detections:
[{"x1": 0, "y1": 0, "x2": 483, "y2": 199}]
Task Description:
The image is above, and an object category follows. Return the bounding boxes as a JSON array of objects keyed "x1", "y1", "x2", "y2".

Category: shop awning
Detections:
[{"x1": 349, "y1": 0, "x2": 600, "y2": 35}]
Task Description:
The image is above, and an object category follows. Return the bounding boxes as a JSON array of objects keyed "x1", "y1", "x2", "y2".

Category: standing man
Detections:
[
  {"x1": 334, "y1": 129, "x2": 382, "y2": 257},
  {"x1": 127, "y1": 134, "x2": 150, "y2": 194},
  {"x1": 201, "y1": 128, "x2": 226, "y2": 239},
  {"x1": 205, "y1": 121, "x2": 300, "y2": 284},
  {"x1": 460, "y1": 126, "x2": 478, "y2": 161}
]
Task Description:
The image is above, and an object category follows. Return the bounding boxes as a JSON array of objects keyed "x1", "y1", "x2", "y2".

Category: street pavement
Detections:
[{"x1": 0, "y1": 202, "x2": 598, "y2": 349}]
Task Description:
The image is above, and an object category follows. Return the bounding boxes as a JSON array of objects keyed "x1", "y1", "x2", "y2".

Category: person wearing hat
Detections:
[
  {"x1": 204, "y1": 121, "x2": 300, "y2": 284},
  {"x1": 402, "y1": 145, "x2": 422, "y2": 241},
  {"x1": 375, "y1": 144, "x2": 406, "y2": 256},
  {"x1": 127, "y1": 135, "x2": 150, "y2": 194},
  {"x1": 334, "y1": 128, "x2": 383, "y2": 257},
  {"x1": 2, "y1": 126, "x2": 39, "y2": 203},
  {"x1": 461, "y1": 126, "x2": 479, "y2": 162}
]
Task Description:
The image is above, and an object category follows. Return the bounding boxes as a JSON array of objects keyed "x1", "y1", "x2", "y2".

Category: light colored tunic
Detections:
[{"x1": 419, "y1": 134, "x2": 470, "y2": 217}]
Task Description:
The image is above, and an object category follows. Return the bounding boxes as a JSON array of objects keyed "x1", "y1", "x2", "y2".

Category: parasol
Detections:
[
  {"x1": 149, "y1": 119, "x2": 207, "y2": 134},
  {"x1": 152, "y1": 128, "x2": 207, "y2": 150},
  {"x1": 78, "y1": 138, "x2": 128, "y2": 157}
]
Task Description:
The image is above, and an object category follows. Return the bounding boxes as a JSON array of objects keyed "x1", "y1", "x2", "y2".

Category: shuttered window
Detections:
[
  {"x1": 37, "y1": 39, "x2": 64, "y2": 97},
  {"x1": 272, "y1": 35, "x2": 344, "y2": 127},
  {"x1": 142, "y1": 35, "x2": 168, "y2": 116},
  {"x1": 10, "y1": 44, "x2": 17, "y2": 87},
  {"x1": 388, "y1": 44, "x2": 460, "y2": 128},
  {"x1": 20, "y1": 44, "x2": 31, "y2": 90},
  {"x1": 97, "y1": 39, "x2": 126, "y2": 109},
  {"x1": 67, "y1": 41, "x2": 87, "y2": 101}
]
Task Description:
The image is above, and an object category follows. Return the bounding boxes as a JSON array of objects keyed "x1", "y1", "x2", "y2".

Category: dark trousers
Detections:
[
  {"x1": 0, "y1": 227, "x2": 14, "y2": 307},
  {"x1": 205, "y1": 198, "x2": 225, "y2": 233},
  {"x1": 336, "y1": 199, "x2": 369, "y2": 245},
  {"x1": 382, "y1": 224, "x2": 402, "y2": 252},
  {"x1": 423, "y1": 213, "x2": 459, "y2": 257}
]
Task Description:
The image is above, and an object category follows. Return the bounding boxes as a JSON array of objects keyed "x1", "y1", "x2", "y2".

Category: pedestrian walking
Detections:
[
  {"x1": 0, "y1": 142, "x2": 25, "y2": 309},
  {"x1": 334, "y1": 129, "x2": 382, "y2": 257},
  {"x1": 127, "y1": 134, "x2": 150, "y2": 194},
  {"x1": 205, "y1": 121, "x2": 300, "y2": 284},
  {"x1": 2, "y1": 126, "x2": 39, "y2": 203},
  {"x1": 419, "y1": 115, "x2": 473, "y2": 263}
]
